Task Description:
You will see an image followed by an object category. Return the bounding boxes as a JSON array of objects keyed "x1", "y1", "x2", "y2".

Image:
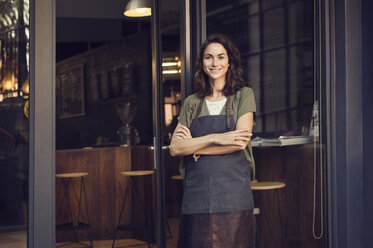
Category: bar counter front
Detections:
[
  {"x1": 55, "y1": 146, "x2": 156, "y2": 242},
  {"x1": 56, "y1": 143, "x2": 327, "y2": 248}
]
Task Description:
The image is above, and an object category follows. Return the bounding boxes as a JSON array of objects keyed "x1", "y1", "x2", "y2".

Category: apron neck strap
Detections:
[
  {"x1": 192, "y1": 95, "x2": 232, "y2": 133},
  {"x1": 192, "y1": 98, "x2": 204, "y2": 133},
  {"x1": 226, "y1": 96, "x2": 231, "y2": 129}
]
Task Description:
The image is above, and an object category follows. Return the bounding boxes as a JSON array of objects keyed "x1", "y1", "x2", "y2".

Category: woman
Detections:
[{"x1": 170, "y1": 33, "x2": 256, "y2": 248}]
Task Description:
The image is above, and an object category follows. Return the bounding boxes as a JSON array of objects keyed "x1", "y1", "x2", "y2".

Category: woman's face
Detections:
[{"x1": 202, "y1": 42, "x2": 229, "y2": 82}]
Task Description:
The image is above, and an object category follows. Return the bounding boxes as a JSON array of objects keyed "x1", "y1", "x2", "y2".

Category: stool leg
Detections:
[
  {"x1": 112, "y1": 177, "x2": 132, "y2": 248},
  {"x1": 67, "y1": 177, "x2": 92, "y2": 247},
  {"x1": 132, "y1": 178, "x2": 152, "y2": 248},
  {"x1": 81, "y1": 178, "x2": 94, "y2": 247},
  {"x1": 273, "y1": 191, "x2": 277, "y2": 248},
  {"x1": 261, "y1": 197, "x2": 276, "y2": 247},
  {"x1": 66, "y1": 179, "x2": 79, "y2": 243},
  {"x1": 56, "y1": 179, "x2": 67, "y2": 223},
  {"x1": 275, "y1": 190, "x2": 285, "y2": 248},
  {"x1": 166, "y1": 219, "x2": 173, "y2": 239},
  {"x1": 254, "y1": 216, "x2": 262, "y2": 248},
  {"x1": 71, "y1": 177, "x2": 83, "y2": 244},
  {"x1": 71, "y1": 177, "x2": 88, "y2": 245},
  {"x1": 56, "y1": 179, "x2": 76, "y2": 247},
  {"x1": 254, "y1": 215, "x2": 261, "y2": 248}
]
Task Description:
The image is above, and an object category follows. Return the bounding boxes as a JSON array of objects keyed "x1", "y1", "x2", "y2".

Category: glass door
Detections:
[
  {"x1": 203, "y1": 0, "x2": 327, "y2": 247},
  {"x1": 55, "y1": 0, "x2": 161, "y2": 247},
  {"x1": 0, "y1": 0, "x2": 30, "y2": 247}
]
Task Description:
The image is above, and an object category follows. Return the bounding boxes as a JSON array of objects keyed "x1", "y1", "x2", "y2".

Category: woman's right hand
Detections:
[
  {"x1": 173, "y1": 125, "x2": 192, "y2": 139},
  {"x1": 209, "y1": 128, "x2": 252, "y2": 147}
]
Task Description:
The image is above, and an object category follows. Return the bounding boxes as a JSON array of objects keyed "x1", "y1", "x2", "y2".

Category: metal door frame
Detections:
[
  {"x1": 29, "y1": 0, "x2": 56, "y2": 247},
  {"x1": 28, "y1": 0, "x2": 367, "y2": 247},
  {"x1": 29, "y1": 0, "x2": 168, "y2": 247},
  {"x1": 151, "y1": 0, "x2": 166, "y2": 247}
]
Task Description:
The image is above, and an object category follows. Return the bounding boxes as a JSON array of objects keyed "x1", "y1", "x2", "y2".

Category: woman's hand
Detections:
[
  {"x1": 173, "y1": 125, "x2": 192, "y2": 139},
  {"x1": 209, "y1": 128, "x2": 252, "y2": 148}
]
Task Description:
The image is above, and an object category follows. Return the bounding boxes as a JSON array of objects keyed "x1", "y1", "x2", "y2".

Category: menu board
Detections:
[{"x1": 58, "y1": 64, "x2": 85, "y2": 119}]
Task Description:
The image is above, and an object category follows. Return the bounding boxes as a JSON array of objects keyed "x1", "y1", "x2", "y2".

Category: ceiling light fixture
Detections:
[
  {"x1": 124, "y1": 0, "x2": 151, "y2": 17},
  {"x1": 1, "y1": 72, "x2": 15, "y2": 91}
]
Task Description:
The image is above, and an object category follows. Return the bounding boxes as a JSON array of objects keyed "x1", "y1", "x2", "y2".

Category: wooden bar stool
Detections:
[
  {"x1": 112, "y1": 170, "x2": 154, "y2": 248},
  {"x1": 251, "y1": 181, "x2": 286, "y2": 248},
  {"x1": 56, "y1": 172, "x2": 93, "y2": 247}
]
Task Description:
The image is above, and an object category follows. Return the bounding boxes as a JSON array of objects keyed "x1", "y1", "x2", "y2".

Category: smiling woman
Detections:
[{"x1": 170, "y1": 33, "x2": 256, "y2": 248}]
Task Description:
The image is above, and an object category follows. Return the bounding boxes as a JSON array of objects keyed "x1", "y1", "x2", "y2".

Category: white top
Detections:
[{"x1": 205, "y1": 98, "x2": 227, "y2": 115}]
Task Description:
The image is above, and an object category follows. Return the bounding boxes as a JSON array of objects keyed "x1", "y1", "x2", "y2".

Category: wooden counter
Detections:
[
  {"x1": 253, "y1": 144, "x2": 328, "y2": 248},
  {"x1": 56, "y1": 146, "x2": 154, "y2": 242},
  {"x1": 56, "y1": 144, "x2": 328, "y2": 247}
]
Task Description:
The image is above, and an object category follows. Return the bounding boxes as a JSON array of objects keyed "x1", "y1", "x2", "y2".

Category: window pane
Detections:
[
  {"x1": 206, "y1": 0, "x2": 314, "y2": 135},
  {"x1": 262, "y1": 0, "x2": 283, "y2": 10},
  {"x1": 206, "y1": 1, "x2": 327, "y2": 247},
  {"x1": 263, "y1": 8, "x2": 285, "y2": 50},
  {"x1": 55, "y1": 1, "x2": 157, "y2": 247}
]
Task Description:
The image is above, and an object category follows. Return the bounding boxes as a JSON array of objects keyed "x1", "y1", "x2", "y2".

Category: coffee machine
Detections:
[{"x1": 115, "y1": 102, "x2": 140, "y2": 146}]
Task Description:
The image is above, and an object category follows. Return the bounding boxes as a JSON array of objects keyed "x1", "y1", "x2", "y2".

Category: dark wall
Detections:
[
  {"x1": 333, "y1": 0, "x2": 370, "y2": 246},
  {"x1": 56, "y1": 31, "x2": 153, "y2": 149},
  {"x1": 362, "y1": 0, "x2": 373, "y2": 246}
]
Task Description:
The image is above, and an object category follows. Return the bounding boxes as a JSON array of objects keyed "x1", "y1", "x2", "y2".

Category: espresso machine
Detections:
[{"x1": 115, "y1": 102, "x2": 140, "y2": 146}]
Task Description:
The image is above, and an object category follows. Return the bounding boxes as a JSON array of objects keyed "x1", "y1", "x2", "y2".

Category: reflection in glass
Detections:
[
  {"x1": 207, "y1": 0, "x2": 314, "y2": 136},
  {"x1": 0, "y1": 0, "x2": 29, "y2": 247},
  {"x1": 55, "y1": 1, "x2": 157, "y2": 247},
  {"x1": 205, "y1": 1, "x2": 327, "y2": 248}
]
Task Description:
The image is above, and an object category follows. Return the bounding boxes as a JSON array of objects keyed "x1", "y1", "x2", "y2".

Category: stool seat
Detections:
[
  {"x1": 56, "y1": 172, "x2": 89, "y2": 178},
  {"x1": 251, "y1": 181, "x2": 286, "y2": 190},
  {"x1": 120, "y1": 170, "x2": 154, "y2": 177},
  {"x1": 171, "y1": 175, "x2": 183, "y2": 180}
]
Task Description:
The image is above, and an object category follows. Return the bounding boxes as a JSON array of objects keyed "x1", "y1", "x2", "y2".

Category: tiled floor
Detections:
[
  {"x1": 57, "y1": 239, "x2": 152, "y2": 248},
  {"x1": 0, "y1": 232, "x2": 151, "y2": 248},
  {"x1": 0, "y1": 231, "x2": 27, "y2": 248},
  {"x1": 0, "y1": 218, "x2": 180, "y2": 248},
  {"x1": 0, "y1": 230, "x2": 178, "y2": 247}
]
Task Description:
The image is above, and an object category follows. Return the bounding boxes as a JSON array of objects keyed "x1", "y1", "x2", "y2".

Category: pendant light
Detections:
[
  {"x1": 1, "y1": 72, "x2": 15, "y2": 91},
  {"x1": 123, "y1": 0, "x2": 151, "y2": 17}
]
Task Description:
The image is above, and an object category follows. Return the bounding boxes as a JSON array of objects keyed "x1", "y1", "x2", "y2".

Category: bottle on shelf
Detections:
[{"x1": 309, "y1": 100, "x2": 319, "y2": 142}]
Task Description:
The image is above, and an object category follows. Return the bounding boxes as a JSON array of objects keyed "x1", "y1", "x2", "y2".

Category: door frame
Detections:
[
  {"x1": 29, "y1": 0, "x2": 168, "y2": 247},
  {"x1": 29, "y1": 0, "x2": 56, "y2": 247},
  {"x1": 327, "y1": 0, "x2": 364, "y2": 247},
  {"x1": 28, "y1": 0, "x2": 367, "y2": 247},
  {"x1": 151, "y1": 0, "x2": 166, "y2": 247}
]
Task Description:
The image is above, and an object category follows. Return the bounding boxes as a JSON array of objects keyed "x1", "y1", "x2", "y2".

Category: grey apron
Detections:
[{"x1": 181, "y1": 114, "x2": 254, "y2": 215}]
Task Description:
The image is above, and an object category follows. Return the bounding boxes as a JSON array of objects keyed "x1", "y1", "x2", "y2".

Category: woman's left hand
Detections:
[{"x1": 173, "y1": 125, "x2": 192, "y2": 139}]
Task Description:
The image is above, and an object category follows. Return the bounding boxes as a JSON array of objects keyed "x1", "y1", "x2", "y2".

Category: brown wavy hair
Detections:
[{"x1": 194, "y1": 33, "x2": 245, "y2": 98}]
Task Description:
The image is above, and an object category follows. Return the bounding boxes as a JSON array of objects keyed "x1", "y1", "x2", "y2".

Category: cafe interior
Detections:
[{"x1": 4, "y1": 0, "x2": 371, "y2": 247}]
